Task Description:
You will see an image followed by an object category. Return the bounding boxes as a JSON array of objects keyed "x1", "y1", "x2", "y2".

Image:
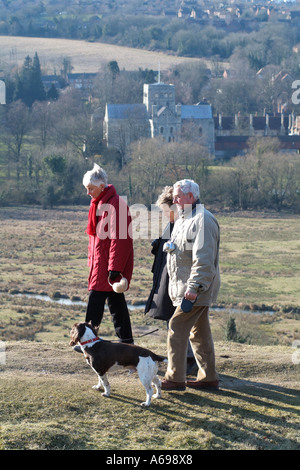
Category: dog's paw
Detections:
[
  {"x1": 92, "y1": 385, "x2": 103, "y2": 391},
  {"x1": 153, "y1": 392, "x2": 161, "y2": 399},
  {"x1": 102, "y1": 392, "x2": 110, "y2": 398},
  {"x1": 140, "y1": 401, "x2": 151, "y2": 407}
]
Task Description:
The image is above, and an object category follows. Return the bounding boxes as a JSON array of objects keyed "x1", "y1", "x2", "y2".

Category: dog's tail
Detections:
[{"x1": 152, "y1": 353, "x2": 168, "y2": 363}]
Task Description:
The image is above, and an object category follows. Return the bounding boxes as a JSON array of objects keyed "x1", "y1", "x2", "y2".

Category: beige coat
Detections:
[{"x1": 167, "y1": 204, "x2": 220, "y2": 307}]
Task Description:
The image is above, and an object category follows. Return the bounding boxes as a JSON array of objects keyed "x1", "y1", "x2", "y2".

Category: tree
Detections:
[
  {"x1": 47, "y1": 84, "x2": 59, "y2": 101},
  {"x1": 168, "y1": 62, "x2": 210, "y2": 104},
  {"x1": 5, "y1": 100, "x2": 31, "y2": 181},
  {"x1": 108, "y1": 60, "x2": 120, "y2": 81},
  {"x1": 32, "y1": 101, "x2": 54, "y2": 149},
  {"x1": 127, "y1": 139, "x2": 211, "y2": 206},
  {"x1": 127, "y1": 138, "x2": 170, "y2": 205},
  {"x1": 14, "y1": 53, "x2": 46, "y2": 107},
  {"x1": 14, "y1": 55, "x2": 32, "y2": 105},
  {"x1": 60, "y1": 57, "x2": 73, "y2": 80},
  {"x1": 225, "y1": 317, "x2": 238, "y2": 341},
  {"x1": 32, "y1": 52, "x2": 46, "y2": 102}
]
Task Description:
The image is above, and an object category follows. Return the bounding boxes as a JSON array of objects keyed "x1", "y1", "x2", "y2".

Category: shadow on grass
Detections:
[
  {"x1": 155, "y1": 374, "x2": 300, "y2": 449},
  {"x1": 107, "y1": 373, "x2": 299, "y2": 450}
]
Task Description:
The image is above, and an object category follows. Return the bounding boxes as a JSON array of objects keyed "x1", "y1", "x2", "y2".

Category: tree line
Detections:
[
  {"x1": 1, "y1": 54, "x2": 300, "y2": 213},
  {"x1": 1, "y1": 89, "x2": 300, "y2": 213},
  {"x1": 1, "y1": 2, "x2": 300, "y2": 72},
  {"x1": 5, "y1": 52, "x2": 59, "y2": 107}
]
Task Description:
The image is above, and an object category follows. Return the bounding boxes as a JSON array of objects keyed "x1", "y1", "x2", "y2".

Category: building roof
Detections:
[
  {"x1": 181, "y1": 104, "x2": 213, "y2": 119},
  {"x1": 106, "y1": 104, "x2": 148, "y2": 120},
  {"x1": 214, "y1": 115, "x2": 290, "y2": 131}
]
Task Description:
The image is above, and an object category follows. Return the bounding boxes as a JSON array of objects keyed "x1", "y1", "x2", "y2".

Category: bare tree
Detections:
[
  {"x1": 5, "y1": 100, "x2": 31, "y2": 181},
  {"x1": 32, "y1": 100, "x2": 54, "y2": 149},
  {"x1": 127, "y1": 138, "x2": 170, "y2": 204}
]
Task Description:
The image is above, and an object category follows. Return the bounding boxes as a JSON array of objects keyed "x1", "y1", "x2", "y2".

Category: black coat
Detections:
[{"x1": 144, "y1": 223, "x2": 175, "y2": 321}]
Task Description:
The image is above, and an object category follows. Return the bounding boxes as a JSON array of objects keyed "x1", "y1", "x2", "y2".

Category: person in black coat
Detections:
[{"x1": 145, "y1": 186, "x2": 197, "y2": 374}]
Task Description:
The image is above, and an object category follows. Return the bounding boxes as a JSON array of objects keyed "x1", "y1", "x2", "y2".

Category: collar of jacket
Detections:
[
  {"x1": 98, "y1": 184, "x2": 117, "y2": 204},
  {"x1": 180, "y1": 199, "x2": 200, "y2": 217}
]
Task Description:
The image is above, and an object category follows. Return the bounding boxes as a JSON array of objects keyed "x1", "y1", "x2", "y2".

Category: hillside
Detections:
[
  {"x1": 0, "y1": 335, "x2": 299, "y2": 450},
  {"x1": 0, "y1": 205, "x2": 299, "y2": 450},
  {"x1": 0, "y1": 35, "x2": 204, "y2": 74}
]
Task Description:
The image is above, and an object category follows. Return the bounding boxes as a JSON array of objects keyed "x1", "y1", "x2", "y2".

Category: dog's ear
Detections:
[{"x1": 69, "y1": 324, "x2": 79, "y2": 346}]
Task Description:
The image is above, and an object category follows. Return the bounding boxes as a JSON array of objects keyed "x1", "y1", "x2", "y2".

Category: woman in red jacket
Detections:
[{"x1": 82, "y1": 163, "x2": 134, "y2": 343}]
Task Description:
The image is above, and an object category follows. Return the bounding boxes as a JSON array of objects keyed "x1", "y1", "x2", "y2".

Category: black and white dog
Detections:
[{"x1": 70, "y1": 322, "x2": 167, "y2": 407}]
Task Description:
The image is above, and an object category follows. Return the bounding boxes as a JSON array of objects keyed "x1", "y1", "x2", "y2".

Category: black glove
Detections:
[
  {"x1": 109, "y1": 271, "x2": 121, "y2": 281},
  {"x1": 151, "y1": 238, "x2": 160, "y2": 255}
]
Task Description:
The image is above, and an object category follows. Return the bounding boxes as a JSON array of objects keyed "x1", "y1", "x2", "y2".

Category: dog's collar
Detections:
[{"x1": 80, "y1": 337, "x2": 101, "y2": 346}]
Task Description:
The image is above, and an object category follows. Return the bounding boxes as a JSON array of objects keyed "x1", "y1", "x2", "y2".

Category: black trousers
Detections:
[{"x1": 85, "y1": 290, "x2": 134, "y2": 343}]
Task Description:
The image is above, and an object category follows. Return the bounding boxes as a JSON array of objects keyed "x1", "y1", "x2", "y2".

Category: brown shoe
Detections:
[
  {"x1": 161, "y1": 379, "x2": 186, "y2": 391},
  {"x1": 186, "y1": 379, "x2": 219, "y2": 390}
]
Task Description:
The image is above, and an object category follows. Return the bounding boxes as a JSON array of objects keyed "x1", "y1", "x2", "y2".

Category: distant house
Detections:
[
  {"x1": 67, "y1": 73, "x2": 97, "y2": 90},
  {"x1": 190, "y1": 7, "x2": 205, "y2": 19},
  {"x1": 41, "y1": 75, "x2": 62, "y2": 92},
  {"x1": 178, "y1": 6, "x2": 190, "y2": 18},
  {"x1": 104, "y1": 82, "x2": 215, "y2": 156}
]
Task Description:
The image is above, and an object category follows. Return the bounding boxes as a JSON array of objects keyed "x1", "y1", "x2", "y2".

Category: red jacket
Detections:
[{"x1": 87, "y1": 185, "x2": 134, "y2": 291}]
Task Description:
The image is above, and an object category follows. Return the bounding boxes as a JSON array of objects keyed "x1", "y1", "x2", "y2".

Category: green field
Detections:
[{"x1": 0, "y1": 206, "x2": 299, "y2": 450}]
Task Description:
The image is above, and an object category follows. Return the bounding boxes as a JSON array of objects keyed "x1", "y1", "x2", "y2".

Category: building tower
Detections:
[{"x1": 143, "y1": 82, "x2": 182, "y2": 142}]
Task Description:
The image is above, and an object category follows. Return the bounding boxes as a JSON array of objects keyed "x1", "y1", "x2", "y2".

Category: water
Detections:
[
  {"x1": 13, "y1": 292, "x2": 87, "y2": 307},
  {"x1": 10, "y1": 292, "x2": 274, "y2": 314}
]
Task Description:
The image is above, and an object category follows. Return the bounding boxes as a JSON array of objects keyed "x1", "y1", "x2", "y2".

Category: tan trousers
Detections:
[{"x1": 165, "y1": 305, "x2": 218, "y2": 383}]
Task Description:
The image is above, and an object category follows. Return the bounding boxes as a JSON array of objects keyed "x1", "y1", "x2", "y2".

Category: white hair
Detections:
[
  {"x1": 173, "y1": 179, "x2": 200, "y2": 200},
  {"x1": 82, "y1": 163, "x2": 108, "y2": 187}
]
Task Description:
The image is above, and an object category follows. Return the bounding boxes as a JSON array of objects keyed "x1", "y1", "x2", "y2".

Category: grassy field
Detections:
[
  {"x1": 0, "y1": 35, "x2": 205, "y2": 74},
  {"x1": 0, "y1": 206, "x2": 299, "y2": 451}
]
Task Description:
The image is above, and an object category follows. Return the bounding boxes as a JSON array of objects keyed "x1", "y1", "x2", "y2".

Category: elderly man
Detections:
[{"x1": 161, "y1": 179, "x2": 220, "y2": 391}]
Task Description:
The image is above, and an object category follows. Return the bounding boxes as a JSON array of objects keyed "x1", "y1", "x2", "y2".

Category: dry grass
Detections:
[
  {"x1": 0, "y1": 35, "x2": 205, "y2": 73},
  {"x1": 218, "y1": 213, "x2": 300, "y2": 309},
  {"x1": 1, "y1": 205, "x2": 299, "y2": 310},
  {"x1": 0, "y1": 337, "x2": 299, "y2": 450}
]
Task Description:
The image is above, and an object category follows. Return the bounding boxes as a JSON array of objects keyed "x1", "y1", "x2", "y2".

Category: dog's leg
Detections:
[
  {"x1": 140, "y1": 382, "x2": 153, "y2": 407},
  {"x1": 100, "y1": 374, "x2": 111, "y2": 397},
  {"x1": 152, "y1": 374, "x2": 161, "y2": 399},
  {"x1": 137, "y1": 357, "x2": 156, "y2": 407},
  {"x1": 92, "y1": 373, "x2": 111, "y2": 397},
  {"x1": 92, "y1": 374, "x2": 103, "y2": 391}
]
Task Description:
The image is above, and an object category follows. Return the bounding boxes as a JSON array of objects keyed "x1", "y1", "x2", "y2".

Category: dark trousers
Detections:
[{"x1": 85, "y1": 290, "x2": 134, "y2": 343}]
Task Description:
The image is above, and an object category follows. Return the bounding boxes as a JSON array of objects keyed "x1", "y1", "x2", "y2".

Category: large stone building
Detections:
[{"x1": 103, "y1": 82, "x2": 215, "y2": 156}]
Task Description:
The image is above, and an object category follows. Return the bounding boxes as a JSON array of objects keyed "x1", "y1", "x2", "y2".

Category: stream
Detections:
[{"x1": 10, "y1": 292, "x2": 275, "y2": 315}]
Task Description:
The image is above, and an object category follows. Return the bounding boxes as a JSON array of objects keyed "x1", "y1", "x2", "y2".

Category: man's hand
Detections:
[{"x1": 184, "y1": 289, "x2": 197, "y2": 301}]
